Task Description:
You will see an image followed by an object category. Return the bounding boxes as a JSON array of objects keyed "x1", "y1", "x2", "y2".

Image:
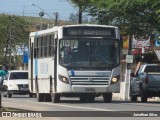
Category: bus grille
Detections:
[{"x1": 70, "y1": 76, "x2": 110, "y2": 85}]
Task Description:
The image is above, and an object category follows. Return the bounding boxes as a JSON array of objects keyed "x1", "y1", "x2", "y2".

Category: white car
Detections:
[{"x1": 3, "y1": 70, "x2": 30, "y2": 98}]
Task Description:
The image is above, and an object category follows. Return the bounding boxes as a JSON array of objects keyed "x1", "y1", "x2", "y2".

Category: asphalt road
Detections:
[{"x1": 1, "y1": 95, "x2": 160, "y2": 120}]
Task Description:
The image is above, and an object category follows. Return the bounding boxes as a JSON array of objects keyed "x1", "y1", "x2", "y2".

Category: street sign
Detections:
[
  {"x1": 23, "y1": 51, "x2": 28, "y2": 64},
  {"x1": 126, "y1": 55, "x2": 133, "y2": 63}
]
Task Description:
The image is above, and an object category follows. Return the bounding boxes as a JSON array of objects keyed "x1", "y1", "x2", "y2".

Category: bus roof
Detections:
[{"x1": 29, "y1": 24, "x2": 118, "y2": 37}]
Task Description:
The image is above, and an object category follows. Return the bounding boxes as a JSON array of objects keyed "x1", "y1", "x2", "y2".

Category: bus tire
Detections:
[
  {"x1": 79, "y1": 96, "x2": 87, "y2": 103},
  {"x1": 103, "y1": 93, "x2": 112, "y2": 103},
  {"x1": 45, "y1": 94, "x2": 52, "y2": 102},
  {"x1": 87, "y1": 95, "x2": 95, "y2": 103},
  {"x1": 37, "y1": 93, "x2": 44, "y2": 102},
  {"x1": 52, "y1": 93, "x2": 60, "y2": 103}
]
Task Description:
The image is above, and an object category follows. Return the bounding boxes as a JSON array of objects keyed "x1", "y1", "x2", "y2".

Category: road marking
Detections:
[{"x1": 26, "y1": 100, "x2": 115, "y2": 111}]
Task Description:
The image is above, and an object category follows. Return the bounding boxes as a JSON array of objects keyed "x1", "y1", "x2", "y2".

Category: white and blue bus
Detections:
[{"x1": 29, "y1": 24, "x2": 121, "y2": 103}]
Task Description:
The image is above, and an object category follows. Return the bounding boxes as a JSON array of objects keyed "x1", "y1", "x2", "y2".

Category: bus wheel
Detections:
[
  {"x1": 103, "y1": 93, "x2": 112, "y2": 103},
  {"x1": 52, "y1": 93, "x2": 60, "y2": 103},
  {"x1": 45, "y1": 94, "x2": 52, "y2": 102},
  {"x1": 37, "y1": 93, "x2": 44, "y2": 102},
  {"x1": 87, "y1": 96, "x2": 95, "y2": 103},
  {"x1": 79, "y1": 96, "x2": 87, "y2": 103}
]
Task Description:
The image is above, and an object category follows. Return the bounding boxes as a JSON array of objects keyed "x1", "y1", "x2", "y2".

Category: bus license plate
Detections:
[
  {"x1": 20, "y1": 87, "x2": 29, "y2": 91},
  {"x1": 85, "y1": 88, "x2": 95, "y2": 92}
]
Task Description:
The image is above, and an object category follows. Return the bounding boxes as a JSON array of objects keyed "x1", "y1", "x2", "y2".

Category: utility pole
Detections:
[
  {"x1": 123, "y1": 35, "x2": 133, "y2": 100},
  {"x1": 23, "y1": 5, "x2": 25, "y2": 16},
  {"x1": 9, "y1": 17, "x2": 13, "y2": 70},
  {"x1": 78, "y1": 5, "x2": 82, "y2": 24},
  {"x1": 54, "y1": 12, "x2": 59, "y2": 26}
]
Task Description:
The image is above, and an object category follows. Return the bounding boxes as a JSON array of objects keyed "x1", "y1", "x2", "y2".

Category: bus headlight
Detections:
[
  {"x1": 111, "y1": 75, "x2": 120, "y2": 84},
  {"x1": 58, "y1": 74, "x2": 69, "y2": 84}
]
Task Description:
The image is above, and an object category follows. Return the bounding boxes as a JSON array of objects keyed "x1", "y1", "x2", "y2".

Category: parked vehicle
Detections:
[
  {"x1": 3, "y1": 70, "x2": 31, "y2": 98},
  {"x1": 130, "y1": 64, "x2": 160, "y2": 102}
]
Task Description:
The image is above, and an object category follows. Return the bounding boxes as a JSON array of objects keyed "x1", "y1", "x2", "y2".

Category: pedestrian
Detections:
[{"x1": 0, "y1": 65, "x2": 8, "y2": 85}]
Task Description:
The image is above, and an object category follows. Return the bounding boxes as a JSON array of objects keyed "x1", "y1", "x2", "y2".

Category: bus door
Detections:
[{"x1": 29, "y1": 37, "x2": 34, "y2": 92}]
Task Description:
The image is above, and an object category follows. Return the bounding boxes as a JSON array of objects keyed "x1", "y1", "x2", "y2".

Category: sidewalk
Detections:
[{"x1": 112, "y1": 93, "x2": 160, "y2": 102}]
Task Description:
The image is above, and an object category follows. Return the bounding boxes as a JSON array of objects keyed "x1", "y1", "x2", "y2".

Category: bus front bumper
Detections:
[{"x1": 72, "y1": 81, "x2": 120, "y2": 93}]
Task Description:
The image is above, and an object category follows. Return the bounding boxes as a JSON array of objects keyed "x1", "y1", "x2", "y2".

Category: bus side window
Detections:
[
  {"x1": 34, "y1": 37, "x2": 36, "y2": 58},
  {"x1": 46, "y1": 35, "x2": 50, "y2": 57},
  {"x1": 41, "y1": 36, "x2": 43, "y2": 58},
  {"x1": 38, "y1": 37, "x2": 41, "y2": 58},
  {"x1": 42, "y1": 35, "x2": 47, "y2": 58},
  {"x1": 48, "y1": 35, "x2": 52, "y2": 56},
  {"x1": 52, "y1": 34, "x2": 55, "y2": 56},
  {"x1": 34, "y1": 37, "x2": 39, "y2": 58}
]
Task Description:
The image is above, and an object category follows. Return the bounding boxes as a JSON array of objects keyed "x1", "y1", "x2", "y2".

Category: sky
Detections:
[{"x1": 0, "y1": 0, "x2": 77, "y2": 20}]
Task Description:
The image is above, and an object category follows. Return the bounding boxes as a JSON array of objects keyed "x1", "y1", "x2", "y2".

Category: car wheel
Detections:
[
  {"x1": 3, "y1": 95, "x2": 7, "y2": 97},
  {"x1": 131, "y1": 94, "x2": 137, "y2": 102},
  {"x1": 141, "y1": 91, "x2": 148, "y2": 102},
  {"x1": 29, "y1": 93, "x2": 34, "y2": 98},
  {"x1": 130, "y1": 87, "x2": 137, "y2": 102},
  {"x1": 7, "y1": 93, "x2": 12, "y2": 98}
]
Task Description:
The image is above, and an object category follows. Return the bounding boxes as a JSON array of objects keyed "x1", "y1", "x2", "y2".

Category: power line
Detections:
[
  {"x1": 59, "y1": 0, "x2": 66, "y2": 2},
  {"x1": 59, "y1": 0, "x2": 78, "y2": 12},
  {"x1": 68, "y1": 1, "x2": 78, "y2": 12}
]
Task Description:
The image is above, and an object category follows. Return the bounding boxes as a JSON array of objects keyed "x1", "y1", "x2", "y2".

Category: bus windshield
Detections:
[{"x1": 59, "y1": 38, "x2": 120, "y2": 69}]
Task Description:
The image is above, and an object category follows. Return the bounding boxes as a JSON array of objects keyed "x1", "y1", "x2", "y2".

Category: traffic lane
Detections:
[
  {"x1": 56, "y1": 118, "x2": 160, "y2": 120},
  {"x1": 2, "y1": 98, "x2": 114, "y2": 111},
  {"x1": 2, "y1": 95, "x2": 160, "y2": 112},
  {"x1": 55, "y1": 98, "x2": 160, "y2": 111},
  {"x1": 1, "y1": 117, "x2": 159, "y2": 120},
  {"x1": 2, "y1": 96, "x2": 160, "y2": 120}
]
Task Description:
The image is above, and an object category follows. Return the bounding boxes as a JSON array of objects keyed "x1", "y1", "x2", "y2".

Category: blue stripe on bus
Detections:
[
  {"x1": 35, "y1": 58, "x2": 38, "y2": 77},
  {"x1": 71, "y1": 70, "x2": 75, "y2": 76}
]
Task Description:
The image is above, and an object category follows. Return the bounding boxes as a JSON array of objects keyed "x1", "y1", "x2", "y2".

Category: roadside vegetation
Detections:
[{"x1": 0, "y1": 0, "x2": 159, "y2": 68}]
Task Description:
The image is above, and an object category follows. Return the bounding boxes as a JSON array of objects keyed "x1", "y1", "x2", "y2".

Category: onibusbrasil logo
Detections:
[{"x1": 1, "y1": 112, "x2": 42, "y2": 118}]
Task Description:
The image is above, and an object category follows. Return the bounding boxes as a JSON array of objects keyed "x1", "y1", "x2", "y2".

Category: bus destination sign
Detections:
[{"x1": 63, "y1": 27, "x2": 116, "y2": 38}]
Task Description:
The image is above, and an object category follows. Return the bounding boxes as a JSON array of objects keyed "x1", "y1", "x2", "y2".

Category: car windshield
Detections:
[
  {"x1": 59, "y1": 38, "x2": 120, "y2": 69},
  {"x1": 9, "y1": 72, "x2": 28, "y2": 80},
  {"x1": 144, "y1": 66, "x2": 160, "y2": 73}
]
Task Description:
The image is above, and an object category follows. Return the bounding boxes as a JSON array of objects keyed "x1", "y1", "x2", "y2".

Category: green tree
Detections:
[
  {"x1": 0, "y1": 14, "x2": 30, "y2": 69},
  {"x1": 68, "y1": 13, "x2": 93, "y2": 24},
  {"x1": 69, "y1": 13, "x2": 78, "y2": 23},
  {"x1": 71, "y1": 0, "x2": 160, "y2": 36}
]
